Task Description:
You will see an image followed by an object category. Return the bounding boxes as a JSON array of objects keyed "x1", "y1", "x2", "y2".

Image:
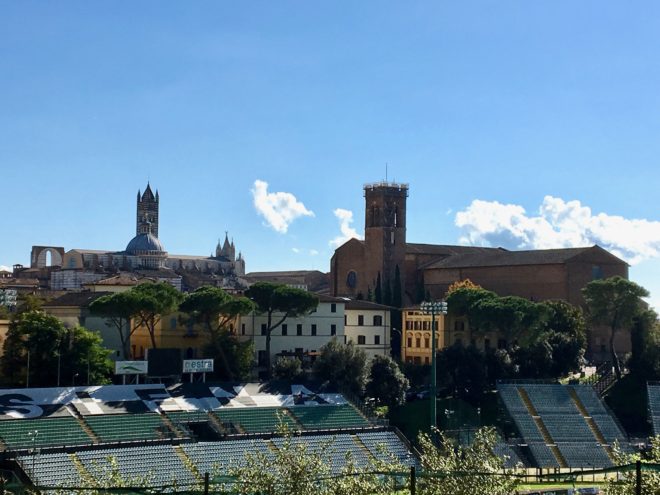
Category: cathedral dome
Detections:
[{"x1": 126, "y1": 233, "x2": 165, "y2": 254}]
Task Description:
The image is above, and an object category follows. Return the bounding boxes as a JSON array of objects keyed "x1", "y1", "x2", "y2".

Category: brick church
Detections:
[{"x1": 330, "y1": 181, "x2": 629, "y2": 360}]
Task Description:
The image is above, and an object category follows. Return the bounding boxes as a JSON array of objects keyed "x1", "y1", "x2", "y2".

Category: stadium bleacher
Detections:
[
  {"x1": 647, "y1": 384, "x2": 660, "y2": 436},
  {"x1": 4, "y1": 383, "x2": 416, "y2": 491},
  {"x1": 492, "y1": 441, "x2": 522, "y2": 469},
  {"x1": 497, "y1": 382, "x2": 624, "y2": 468},
  {"x1": 19, "y1": 452, "x2": 82, "y2": 488},
  {"x1": 290, "y1": 404, "x2": 370, "y2": 430},
  {"x1": 85, "y1": 413, "x2": 168, "y2": 443},
  {"x1": 75, "y1": 444, "x2": 198, "y2": 487},
  {"x1": 213, "y1": 406, "x2": 298, "y2": 433},
  {"x1": 0, "y1": 416, "x2": 92, "y2": 449}
]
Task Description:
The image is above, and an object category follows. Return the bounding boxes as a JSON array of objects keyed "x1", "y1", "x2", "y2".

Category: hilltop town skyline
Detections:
[{"x1": 2, "y1": 2, "x2": 660, "y2": 309}]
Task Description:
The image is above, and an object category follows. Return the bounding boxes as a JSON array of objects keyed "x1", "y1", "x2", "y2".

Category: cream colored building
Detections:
[
  {"x1": 343, "y1": 299, "x2": 391, "y2": 360},
  {"x1": 238, "y1": 295, "x2": 345, "y2": 373}
]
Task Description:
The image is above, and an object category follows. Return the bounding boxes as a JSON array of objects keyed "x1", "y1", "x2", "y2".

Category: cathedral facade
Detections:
[{"x1": 30, "y1": 183, "x2": 246, "y2": 291}]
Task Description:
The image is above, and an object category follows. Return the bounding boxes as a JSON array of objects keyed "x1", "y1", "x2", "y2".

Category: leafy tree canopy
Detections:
[
  {"x1": 89, "y1": 290, "x2": 142, "y2": 359},
  {"x1": 245, "y1": 282, "x2": 319, "y2": 375},
  {"x1": 417, "y1": 427, "x2": 519, "y2": 495},
  {"x1": 202, "y1": 331, "x2": 254, "y2": 381},
  {"x1": 129, "y1": 282, "x2": 184, "y2": 349},
  {"x1": 313, "y1": 338, "x2": 368, "y2": 397},
  {"x1": 273, "y1": 356, "x2": 303, "y2": 382},
  {"x1": 583, "y1": 276, "x2": 649, "y2": 378},
  {"x1": 365, "y1": 355, "x2": 409, "y2": 407},
  {"x1": 179, "y1": 286, "x2": 254, "y2": 336},
  {"x1": 1, "y1": 311, "x2": 112, "y2": 387}
]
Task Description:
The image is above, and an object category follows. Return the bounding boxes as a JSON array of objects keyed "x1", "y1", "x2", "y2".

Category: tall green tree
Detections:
[
  {"x1": 383, "y1": 278, "x2": 392, "y2": 306},
  {"x1": 583, "y1": 276, "x2": 649, "y2": 379},
  {"x1": 202, "y1": 331, "x2": 254, "y2": 381},
  {"x1": 536, "y1": 300, "x2": 587, "y2": 377},
  {"x1": 392, "y1": 265, "x2": 402, "y2": 308},
  {"x1": 245, "y1": 282, "x2": 319, "y2": 376},
  {"x1": 89, "y1": 291, "x2": 141, "y2": 359},
  {"x1": 365, "y1": 355, "x2": 409, "y2": 407},
  {"x1": 627, "y1": 308, "x2": 660, "y2": 380},
  {"x1": 313, "y1": 338, "x2": 368, "y2": 396},
  {"x1": 179, "y1": 286, "x2": 254, "y2": 336},
  {"x1": 436, "y1": 343, "x2": 487, "y2": 404},
  {"x1": 179, "y1": 286, "x2": 255, "y2": 379},
  {"x1": 130, "y1": 282, "x2": 184, "y2": 349},
  {"x1": 375, "y1": 272, "x2": 383, "y2": 304},
  {"x1": 1, "y1": 311, "x2": 112, "y2": 387}
]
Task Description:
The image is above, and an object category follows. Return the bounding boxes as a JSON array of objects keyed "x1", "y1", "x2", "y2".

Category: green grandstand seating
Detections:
[
  {"x1": 290, "y1": 404, "x2": 369, "y2": 430},
  {"x1": 213, "y1": 407, "x2": 297, "y2": 433},
  {"x1": 85, "y1": 413, "x2": 167, "y2": 442},
  {"x1": 0, "y1": 416, "x2": 92, "y2": 449}
]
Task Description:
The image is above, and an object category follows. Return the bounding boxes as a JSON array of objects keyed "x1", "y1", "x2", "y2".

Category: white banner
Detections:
[
  {"x1": 183, "y1": 359, "x2": 214, "y2": 373},
  {"x1": 115, "y1": 361, "x2": 148, "y2": 375}
]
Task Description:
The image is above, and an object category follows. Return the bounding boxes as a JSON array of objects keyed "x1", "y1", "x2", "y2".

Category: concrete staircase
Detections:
[
  {"x1": 173, "y1": 445, "x2": 203, "y2": 482},
  {"x1": 568, "y1": 387, "x2": 615, "y2": 461},
  {"x1": 352, "y1": 434, "x2": 375, "y2": 461},
  {"x1": 517, "y1": 387, "x2": 567, "y2": 468},
  {"x1": 67, "y1": 405, "x2": 99, "y2": 444}
]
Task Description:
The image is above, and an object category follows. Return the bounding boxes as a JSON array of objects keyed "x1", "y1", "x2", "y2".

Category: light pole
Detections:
[
  {"x1": 27, "y1": 430, "x2": 39, "y2": 476},
  {"x1": 421, "y1": 300, "x2": 448, "y2": 433}
]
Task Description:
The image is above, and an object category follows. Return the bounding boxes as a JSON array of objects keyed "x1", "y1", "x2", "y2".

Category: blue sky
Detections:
[{"x1": 2, "y1": 2, "x2": 660, "y2": 308}]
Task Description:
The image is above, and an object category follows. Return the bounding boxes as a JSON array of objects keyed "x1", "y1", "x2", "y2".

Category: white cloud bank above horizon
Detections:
[
  {"x1": 251, "y1": 180, "x2": 314, "y2": 233},
  {"x1": 329, "y1": 208, "x2": 363, "y2": 248},
  {"x1": 455, "y1": 196, "x2": 660, "y2": 265},
  {"x1": 0, "y1": 265, "x2": 10, "y2": 272}
]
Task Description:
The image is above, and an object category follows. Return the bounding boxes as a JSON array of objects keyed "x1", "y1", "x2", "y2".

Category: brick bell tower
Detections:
[{"x1": 363, "y1": 181, "x2": 408, "y2": 301}]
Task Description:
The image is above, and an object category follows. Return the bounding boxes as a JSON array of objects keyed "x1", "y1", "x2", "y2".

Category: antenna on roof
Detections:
[{"x1": 385, "y1": 162, "x2": 388, "y2": 182}]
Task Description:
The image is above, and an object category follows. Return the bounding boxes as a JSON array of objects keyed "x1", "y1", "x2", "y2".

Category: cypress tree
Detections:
[{"x1": 375, "y1": 273, "x2": 383, "y2": 304}]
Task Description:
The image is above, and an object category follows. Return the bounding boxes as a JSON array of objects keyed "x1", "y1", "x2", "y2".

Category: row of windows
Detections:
[
  {"x1": 356, "y1": 335, "x2": 381, "y2": 345},
  {"x1": 245, "y1": 323, "x2": 338, "y2": 337},
  {"x1": 404, "y1": 320, "x2": 439, "y2": 331},
  {"x1": 403, "y1": 320, "x2": 467, "y2": 331},
  {"x1": 405, "y1": 335, "x2": 509, "y2": 350},
  {"x1": 353, "y1": 315, "x2": 383, "y2": 326},
  {"x1": 406, "y1": 337, "x2": 439, "y2": 349}
]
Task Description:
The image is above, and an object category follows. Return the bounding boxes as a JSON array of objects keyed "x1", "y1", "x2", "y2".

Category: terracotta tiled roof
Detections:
[
  {"x1": 43, "y1": 291, "x2": 111, "y2": 308},
  {"x1": 423, "y1": 245, "x2": 624, "y2": 269},
  {"x1": 406, "y1": 243, "x2": 503, "y2": 256},
  {"x1": 340, "y1": 298, "x2": 394, "y2": 311},
  {"x1": 89, "y1": 275, "x2": 141, "y2": 286}
]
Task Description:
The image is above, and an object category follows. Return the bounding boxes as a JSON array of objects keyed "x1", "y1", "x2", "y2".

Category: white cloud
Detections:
[
  {"x1": 455, "y1": 196, "x2": 660, "y2": 265},
  {"x1": 0, "y1": 265, "x2": 10, "y2": 272},
  {"x1": 251, "y1": 180, "x2": 314, "y2": 233},
  {"x1": 329, "y1": 208, "x2": 363, "y2": 248},
  {"x1": 309, "y1": 249, "x2": 319, "y2": 256},
  {"x1": 291, "y1": 248, "x2": 301, "y2": 254}
]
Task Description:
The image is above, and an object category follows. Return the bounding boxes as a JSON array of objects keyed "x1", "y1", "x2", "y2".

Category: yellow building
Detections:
[
  {"x1": 0, "y1": 319, "x2": 9, "y2": 357},
  {"x1": 401, "y1": 307, "x2": 446, "y2": 365},
  {"x1": 130, "y1": 311, "x2": 210, "y2": 360},
  {"x1": 402, "y1": 305, "x2": 510, "y2": 364}
]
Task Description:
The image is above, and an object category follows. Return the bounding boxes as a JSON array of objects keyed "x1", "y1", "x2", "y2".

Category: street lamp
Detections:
[{"x1": 421, "y1": 300, "x2": 448, "y2": 433}]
